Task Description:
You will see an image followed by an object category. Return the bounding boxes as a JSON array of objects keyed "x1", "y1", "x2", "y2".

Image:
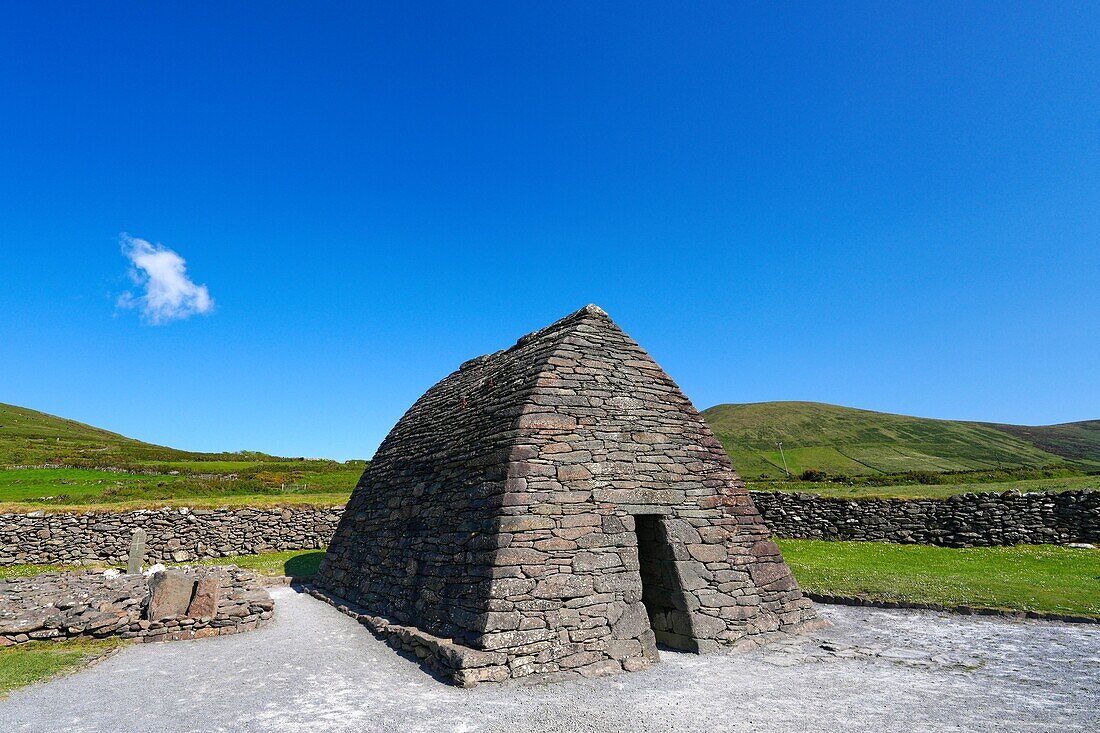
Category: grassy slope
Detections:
[
  {"x1": 702, "y1": 401, "x2": 1096, "y2": 479},
  {"x1": 4, "y1": 400, "x2": 1097, "y2": 506},
  {"x1": 0, "y1": 402, "x2": 363, "y2": 508},
  {"x1": 992, "y1": 419, "x2": 1100, "y2": 468},
  {"x1": 777, "y1": 539, "x2": 1100, "y2": 618},
  {"x1": 0, "y1": 402, "x2": 246, "y2": 465}
]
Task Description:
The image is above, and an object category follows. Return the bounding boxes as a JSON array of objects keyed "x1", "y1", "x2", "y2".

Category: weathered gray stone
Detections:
[
  {"x1": 186, "y1": 577, "x2": 220, "y2": 619},
  {"x1": 126, "y1": 528, "x2": 147, "y2": 575},
  {"x1": 147, "y1": 570, "x2": 195, "y2": 621},
  {"x1": 611, "y1": 601, "x2": 652, "y2": 640},
  {"x1": 0, "y1": 566, "x2": 271, "y2": 646}
]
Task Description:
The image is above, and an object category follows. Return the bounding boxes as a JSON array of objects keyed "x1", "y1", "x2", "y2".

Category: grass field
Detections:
[
  {"x1": 3, "y1": 399, "x2": 1098, "y2": 508},
  {"x1": 704, "y1": 401, "x2": 1100, "y2": 479},
  {"x1": 3, "y1": 467, "x2": 1094, "y2": 510},
  {"x1": 777, "y1": 539, "x2": 1100, "y2": 618},
  {"x1": 0, "y1": 465, "x2": 362, "y2": 509},
  {"x1": 0, "y1": 637, "x2": 125, "y2": 697},
  {"x1": 190, "y1": 549, "x2": 325, "y2": 577},
  {"x1": 0, "y1": 549, "x2": 327, "y2": 581},
  {"x1": 0, "y1": 401, "x2": 366, "y2": 510},
  {"x1": 748, "y1": 474, "x2": 1100, "y2": 499}
]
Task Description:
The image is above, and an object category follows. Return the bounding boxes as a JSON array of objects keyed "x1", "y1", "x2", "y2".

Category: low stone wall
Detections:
[
  {"x1": 1, "y1": 490, "x2": 1096, "y2": 566},
  {"x1": 0, "y1": 566, "x2": 273, "y2": 646},
  {"x1": 750, "y1": 489, "x2": 1099, "y2": 547},
  {"x1": 0, "y1": 506, "x2": 342, "y2": 566}
]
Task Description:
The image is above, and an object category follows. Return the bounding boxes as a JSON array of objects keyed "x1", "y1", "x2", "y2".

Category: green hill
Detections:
[
  {"x1": 701, "y1": 401, "x2": 1100, "y2": 480},
  {"x1": 0, "y1": 402, "x2": 260, "y2": 466},
  {"x1": 0, "y1": 402, "x2": 364, "y2": 508}
]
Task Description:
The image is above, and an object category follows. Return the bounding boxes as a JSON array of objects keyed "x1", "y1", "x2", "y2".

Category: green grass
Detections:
[
  {"x1": 0, "y1": 402, "x2": 265, "y2": 466},
  {"x1": 778, "y1": 539, "x2": 1100, "y2": 618},
  {"x1": 703, "y1": 401, "x2": 1099, "y2": 479},
  {"x1": 0, "y1": 466, "x2": 360, "y2": 509},
  {"x1": 0, "y1": 401, "x2": 366, "y2": 510},
  {"x1": 748, "y1": 474, "x2": 1100, "y2": 499},
  {"x1": 0, "y1": 637, "x2": 126, "y2": 696},
  {"x1": 4, "y1": 399, "x2": 1097, "y2": 506},
  {"x1": 0, "y1": 549, "x2": 326, "y2": 581},
  {"x1": 189, "y1": 549, "x2": 325, "y2": 577},
  {"x1": 0, "y1": 563, "x2": 67, "y2": 580}
]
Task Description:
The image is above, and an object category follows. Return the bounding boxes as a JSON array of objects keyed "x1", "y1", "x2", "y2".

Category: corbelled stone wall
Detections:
[
  {"x1": 0, "y1": 566, "x2": 273, "y2": 646},
  {"x1": 0, "y1": 506, "x2": 341, "y2": 566},
  {"x1": 316, "y1": 305, "x2": 816, "y2": 686},
  {"x1": 751, "y1": 489, "x2": 1099, "y2": 547}
]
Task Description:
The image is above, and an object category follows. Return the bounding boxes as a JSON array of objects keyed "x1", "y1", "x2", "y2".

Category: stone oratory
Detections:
[{"x1": 315, "y1": 305, "x2": 816, "y2": 685}]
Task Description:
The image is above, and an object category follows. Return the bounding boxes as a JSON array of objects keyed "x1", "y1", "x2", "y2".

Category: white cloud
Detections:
[{"x1": 117, "y1": 234, "x2": 215, "y2": 325}]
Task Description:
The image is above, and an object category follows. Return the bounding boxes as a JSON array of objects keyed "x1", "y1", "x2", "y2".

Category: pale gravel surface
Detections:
[{"x1": 3, "y1": 586, "x2": 1097, "y2": 732}]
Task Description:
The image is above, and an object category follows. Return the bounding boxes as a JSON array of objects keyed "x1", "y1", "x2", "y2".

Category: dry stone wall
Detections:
[
  {"x1": 0, "y1": 566, "x2": 273, "y2": 646},
  {"x1": 752, "y1": 489, "x2": 1100, "y2": 547},
  {"x1": 2, "y1": 491, "x2": 1095, "y2": 569},
  {"x1": 0, "y1": 506, "x2": 341, "y2": 566}
]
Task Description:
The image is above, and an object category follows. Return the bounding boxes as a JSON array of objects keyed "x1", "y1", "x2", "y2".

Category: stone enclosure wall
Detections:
[
  {"x1": 2, "y1": 490, "x2": 1096, "y2": 568},
  {"x1": 0, "y1": 506, "x2": 342, "y2": 566},
  {"x1": 751, "y1": 489, "x2": 1099, "y2": 547}
]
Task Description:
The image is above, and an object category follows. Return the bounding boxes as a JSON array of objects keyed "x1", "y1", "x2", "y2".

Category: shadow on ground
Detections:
[{"x1": 283, "y1": 552, "x2": 325, "y2": 578}]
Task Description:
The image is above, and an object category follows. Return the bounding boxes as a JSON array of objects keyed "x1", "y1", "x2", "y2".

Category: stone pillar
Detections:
[{"x1": 127, "y1": 528, "x2": 147, "y2": 574}]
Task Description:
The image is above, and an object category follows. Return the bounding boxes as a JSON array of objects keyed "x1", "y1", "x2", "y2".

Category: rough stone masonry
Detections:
[
  {"x1": 0, "y1": 566, "x2": 274, "y2": 647},
  {"x1": 314, "y1": 305, "x2": 817, "y2": 686}
]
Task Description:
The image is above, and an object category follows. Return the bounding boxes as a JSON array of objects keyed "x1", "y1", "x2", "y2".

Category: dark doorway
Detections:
[{"x1": 634, "y1": 514, "x2": 698, "y2": 652}]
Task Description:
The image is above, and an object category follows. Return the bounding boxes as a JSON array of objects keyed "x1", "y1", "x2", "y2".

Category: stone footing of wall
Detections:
[
  {"x1": 751, "y1": 489, "x2": 1099, "y2": 547},
  {"x1": 0, "y1": 566, "x2": 274, "y2": 646},
  {"x1": 806, "y1": 592, "x2": 1099, "y2": 624},
  {"x1": 304, "y1": 585, "x2": 515, "y2": 687},
  {"x1": 304, "y1": 585, "x2": 828, "y2": 687}
]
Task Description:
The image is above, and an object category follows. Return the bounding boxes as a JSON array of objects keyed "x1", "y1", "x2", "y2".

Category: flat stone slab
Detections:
[
  {"x1": 1, "y1": 588, "x2": 1096, "y2": 732},
  {"x1": 147, "y1": 570, "x2": 195, "y2": 621}
]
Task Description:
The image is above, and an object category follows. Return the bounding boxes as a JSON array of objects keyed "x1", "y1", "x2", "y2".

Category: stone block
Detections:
[
  {"x1": 147, "y1": 570, "x2": 195, "y2": 621},
  {"x1": 610, "y1": 601, "x2": 651, "y2": 640},
  {"x1": 497, "y1": 515, "x2": 555, "y2": 532},
  {"x1": 687, "y1": 543, "x2": 727, "y2": 563},
  {"x1": 186, "y1": 577, "x2": 220, "y2": 619}
]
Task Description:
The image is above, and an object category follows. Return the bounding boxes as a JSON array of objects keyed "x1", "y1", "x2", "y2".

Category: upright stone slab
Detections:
[
  {"x1": 186, "y1": 576, "x2": 220, "y2": 619},
  {"x1": 147, "y1": 570, "x2": 195, "y2": 621},
  {"x1": 316, "y1": 305, "x2": 816, "y2": 685},
  {"x1": 126, "y1": 528, "x2": 147, "y2": 574}
]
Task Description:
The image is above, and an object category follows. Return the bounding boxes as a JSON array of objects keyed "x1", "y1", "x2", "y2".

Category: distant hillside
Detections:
[
  {"x1": 701, "y1": 401, "x2": 1100, "y2": 480},
  {"x1": 990, "y1": 420, "x2": 1100, "y2": 464},
  {"x1": 0, "y1": 402, "x2": 271, "y2": 466},
  {"x1": 0, "y1": 402, "x2": 364, "y2": 508}
]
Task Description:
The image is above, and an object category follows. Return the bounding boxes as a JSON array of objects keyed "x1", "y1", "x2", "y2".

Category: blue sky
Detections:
[{"x1": 1, "y1": 3, "x2": 1097, "y2": 460}]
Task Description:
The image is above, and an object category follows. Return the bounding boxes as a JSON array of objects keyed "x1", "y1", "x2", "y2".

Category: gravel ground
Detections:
[{"x1": 2, "y1": 586, "x2": 1097, "y2": 733}]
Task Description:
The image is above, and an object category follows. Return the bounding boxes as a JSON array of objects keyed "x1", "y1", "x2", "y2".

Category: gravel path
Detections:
[{"x1": 3, "y1": 587, "x2": 1097, "y2": 732}]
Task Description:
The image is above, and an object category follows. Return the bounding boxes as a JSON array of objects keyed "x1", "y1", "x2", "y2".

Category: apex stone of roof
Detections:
[{"x1": 315, "y1": 306, "x2": 818, "y2": 686}]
